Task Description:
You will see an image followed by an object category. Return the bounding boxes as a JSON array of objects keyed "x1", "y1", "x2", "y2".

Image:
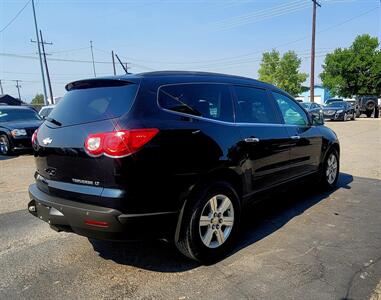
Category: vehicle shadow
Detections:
[
  {"x1": 0, "y1": 154, "x2": 19, "y2": 161},
  {"x1": 89, "y1": 173, "x2": 353, "y2": 272}
]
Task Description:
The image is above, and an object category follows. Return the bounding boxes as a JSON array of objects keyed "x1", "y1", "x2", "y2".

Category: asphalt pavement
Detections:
[{"x1": 0, "y1": 118, "x2": 380, "y2": 299}]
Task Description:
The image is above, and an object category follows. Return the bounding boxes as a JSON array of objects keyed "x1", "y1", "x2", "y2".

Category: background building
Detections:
[{"x1": 297, "y1": 85, "x2": 331, "y2": 104}]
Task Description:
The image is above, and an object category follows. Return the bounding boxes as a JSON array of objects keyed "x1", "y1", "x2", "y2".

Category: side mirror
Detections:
[{"x1": 310, "y1": 112, "x2": 324, "y2": 126}]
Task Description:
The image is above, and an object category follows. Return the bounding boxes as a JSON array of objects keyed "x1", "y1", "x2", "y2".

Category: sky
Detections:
[{"x1": 0, "y1": 0, "x2": 380, "y2": 102}]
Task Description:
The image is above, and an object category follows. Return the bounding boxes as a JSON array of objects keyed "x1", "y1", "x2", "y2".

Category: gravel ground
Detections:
[{"x1": 0, "y1": 118, "x2": 380, "y2": 299}]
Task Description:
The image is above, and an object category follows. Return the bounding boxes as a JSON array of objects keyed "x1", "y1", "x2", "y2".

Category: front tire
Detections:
[
  {"x1": 320, "y1": 149, "x2": 340, "y2": 190},
  {"x1": 0, "y1": 134, "x2": 12, "y2": 155},
  {"x1": 175, "y1": 181, "x2": 241, "y2": 263}
]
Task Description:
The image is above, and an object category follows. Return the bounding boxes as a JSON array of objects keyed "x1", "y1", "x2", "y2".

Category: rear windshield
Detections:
[
  {"x1": 48, "y1": 83, "x2": 138, "y2": 126},
  {"x1": 0, "y1": 109, "x2": 41, "y2": 122}
]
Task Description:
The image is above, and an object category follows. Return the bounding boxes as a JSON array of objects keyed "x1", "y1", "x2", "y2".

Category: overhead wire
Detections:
[{"x1": 0, "y1": 0, "x2": 31, "y2": 33}]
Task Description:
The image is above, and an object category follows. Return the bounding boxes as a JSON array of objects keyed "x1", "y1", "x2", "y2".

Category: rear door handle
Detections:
[
  {"x1": 244, "y1": 137, "x2": 260, "y2": 143},
  {"x1": 291, "y1": 135, "x2": 301, "y2": 140}
]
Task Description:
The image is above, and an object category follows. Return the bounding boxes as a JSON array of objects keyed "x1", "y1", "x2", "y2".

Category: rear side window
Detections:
[
  {"x1": 48, "y1": 83, "x2": 138, "y2": 126},
  {"x1": 158, "y1": 83, "x2": 233, "y2": 122},
  {"x1": 233, "y1": 86, "x2": 279, "y2": 124}
]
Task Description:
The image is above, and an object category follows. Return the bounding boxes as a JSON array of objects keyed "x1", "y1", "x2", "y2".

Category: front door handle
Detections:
[
  {"x1": 291, "y1": 135, "x2": 301, "y2": 140},
  {"x1": 244, "y1": 137, "x2": 260, "y2": 143}
]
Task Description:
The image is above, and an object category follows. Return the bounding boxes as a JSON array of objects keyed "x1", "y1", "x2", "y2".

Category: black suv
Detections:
[{"x1": 28, "y1": 72, "x2": 340, "y2": 263}]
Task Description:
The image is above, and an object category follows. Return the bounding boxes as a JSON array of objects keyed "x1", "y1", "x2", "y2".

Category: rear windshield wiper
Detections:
[{"x1": 45, "y1": 117, "x2": 62, "y2": 126}]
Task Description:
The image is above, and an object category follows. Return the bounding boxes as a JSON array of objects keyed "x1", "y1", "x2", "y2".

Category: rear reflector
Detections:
[
  {"x1": 84, "y1": 128, "x2": 159, "y2": 158},
  {"x1": 31, "y1": 129, "x2": 38, "y2": 144},
  {"x1": 85, "y1": 219, "x2": 109, "y2": 228}
]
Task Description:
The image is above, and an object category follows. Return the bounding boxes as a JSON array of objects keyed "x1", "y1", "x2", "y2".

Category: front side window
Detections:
[
  {"x1": 233, "y1": 86, "x2": 279, "y2": 124},
  {"x1": 272, "y1": 92, "x2": 308, "y2": 126},
  {"x1": 158, "y1": 83, "x2": 233, "y2": 122}
]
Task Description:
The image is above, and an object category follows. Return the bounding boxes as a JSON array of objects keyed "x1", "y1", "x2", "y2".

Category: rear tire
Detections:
[
  {"x1": 319, "y1": 148, "x2": 340, "y2": 190},
  {"x1": 375, "y1": 108, "x2": 379, "y2": 118},
  {"x1": 366, "y1": 111, "x2": 373, "y2": 118},
  {"x1": 0, "y1": 134, "x2": 12, "y2": 155},
  {"x1": 175, "y1": 181, "x2": 241, "y2": 264}
]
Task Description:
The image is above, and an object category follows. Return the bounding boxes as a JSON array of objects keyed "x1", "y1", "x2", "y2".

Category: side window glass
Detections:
[
  {"x1": 158, "y1": 84, "x2": 233, "y2": 122},
  {"x1": 272, "y1": 92, "x2": 308, "y2": 126},
  {"x1": 234, "y1": 86, "x2": 279, "y2": 124}
]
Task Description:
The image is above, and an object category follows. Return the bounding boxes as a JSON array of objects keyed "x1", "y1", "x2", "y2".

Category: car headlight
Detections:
[
  {"x1": 11, "y1": 129, "x2": 27, "y2": 137},
  {"x1": 336, "y1": 110, "x2": 344, "y2": 113}
]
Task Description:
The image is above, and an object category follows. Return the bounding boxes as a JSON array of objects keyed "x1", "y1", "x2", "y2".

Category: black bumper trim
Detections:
[{"x1": 28, "y1": 184, "x2": 178, "y2": 241}]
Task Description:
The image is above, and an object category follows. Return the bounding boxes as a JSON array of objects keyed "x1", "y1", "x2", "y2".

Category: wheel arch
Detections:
[{"x1": 174, "y1": 167, "x2": 243, "y2": 243}]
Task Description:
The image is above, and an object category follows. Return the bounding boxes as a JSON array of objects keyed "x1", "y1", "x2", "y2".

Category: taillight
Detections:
[
  {"x1": 31, "y1": 129, "x2": 38, "y2": 144},
  {"x1": 84, "y1": 128, "x2": 159, "y2": 158}
]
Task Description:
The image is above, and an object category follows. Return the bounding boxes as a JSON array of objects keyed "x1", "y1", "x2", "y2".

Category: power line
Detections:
[
  {"x1": 49, "y1": 46, "x2": 90, "y2": 54},
  {"x1": 0, "y1": 0, "x2": 31, "y2": 33},
  {"x1": 122, "y1": 6, "x2": 378, "y2": 66},
  {"x1": 214, "y1": 0, "x2": 311, "y2": 31},
  {"x1": 0, "y1": 6, "x2": 376, "y2": 75}
]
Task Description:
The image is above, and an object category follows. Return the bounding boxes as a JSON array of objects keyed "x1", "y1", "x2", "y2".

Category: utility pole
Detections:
[
  {"x1": 114, "y1": 53, "x2": 128, "y2": 74},
  {"x1": 90, "y1": 41, "x2": 96, "y2": 77},
  {"x1": 39, "y1": 30, "x2": 54, "y2": 104},
  {"x1": 310, "y1": 0, "x2": 321, "y2": 103},
  {"x1": 32, "y1": 31, "x2": 54, "y2": 104},
  {"x1": 379, "y1": 0, "x2": 381, "y2": 50},
  {"x1": 14, "y1": 80, "x2": 22, "y2": 100},
  {"x1": 31, "y1": 0, "x2": 48, "y2": 105},
  {"x1": 0, "y1": 80, "x2": 3, "y2": 94},
  {"x1": 112, "y1": 51, "x2": 116, "y2": 75}
]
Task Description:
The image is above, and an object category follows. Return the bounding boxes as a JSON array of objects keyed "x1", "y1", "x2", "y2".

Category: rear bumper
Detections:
[{"x1": 28, "y1": 183, "x2": 178, "y2": 241}]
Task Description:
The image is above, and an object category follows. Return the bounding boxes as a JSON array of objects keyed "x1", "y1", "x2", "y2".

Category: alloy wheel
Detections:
[
  {"x1": 0, "y1": 136, "x2": 9, "y2": 155},
  {"x1": 326, "y1": 153, "x2": 338, "y2": 184},
  {"x1": 199, "y1": 194, "x2": 234, "y2": 249}
]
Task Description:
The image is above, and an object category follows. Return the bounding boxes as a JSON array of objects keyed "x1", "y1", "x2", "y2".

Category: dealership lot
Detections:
[{"x1": 0, "y1": 118, "x2": 380, "y2": 299}]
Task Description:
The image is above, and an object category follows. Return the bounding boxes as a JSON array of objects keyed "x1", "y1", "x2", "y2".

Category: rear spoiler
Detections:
[{"x1": 65, "y1": 78, "x2": 135, "y2": 91}]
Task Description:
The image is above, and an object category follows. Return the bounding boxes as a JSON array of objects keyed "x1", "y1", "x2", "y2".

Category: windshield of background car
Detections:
[
  {"x1": 327, "y1": 102, "x2": 345, "y2": 107},
  {"x1": 300, "y1": 103, "x2": 312, "y2": 110},
  {"x1": 0, "y1": 109, "x2": 41, "y2": 122}
]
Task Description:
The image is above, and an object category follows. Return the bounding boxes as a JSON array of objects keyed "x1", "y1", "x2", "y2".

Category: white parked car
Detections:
[{"x1": 39, "y1": 105, "x2": 55, "y2": 119}]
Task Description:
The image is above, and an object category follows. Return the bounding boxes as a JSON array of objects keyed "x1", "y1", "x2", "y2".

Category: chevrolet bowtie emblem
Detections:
[{"x1": 42, "y1": 137, "x2": 53, "y2": 145}]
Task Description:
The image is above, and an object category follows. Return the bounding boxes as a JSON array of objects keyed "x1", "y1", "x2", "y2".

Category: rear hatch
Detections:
[{"x1": 34, "y1": 78, "x2": 139, "y2": 204}]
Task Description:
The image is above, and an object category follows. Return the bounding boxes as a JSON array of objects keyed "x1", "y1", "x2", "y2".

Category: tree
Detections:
[
  {"x1": 31, "y1": 93, "x2": 44, "y2": 105},
  {"x1": 258, "y1": 49, "x2": 308, "y2": 96},
  {"x1": 320, "y1": 34, "x2": 381, "y2": 98}
]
